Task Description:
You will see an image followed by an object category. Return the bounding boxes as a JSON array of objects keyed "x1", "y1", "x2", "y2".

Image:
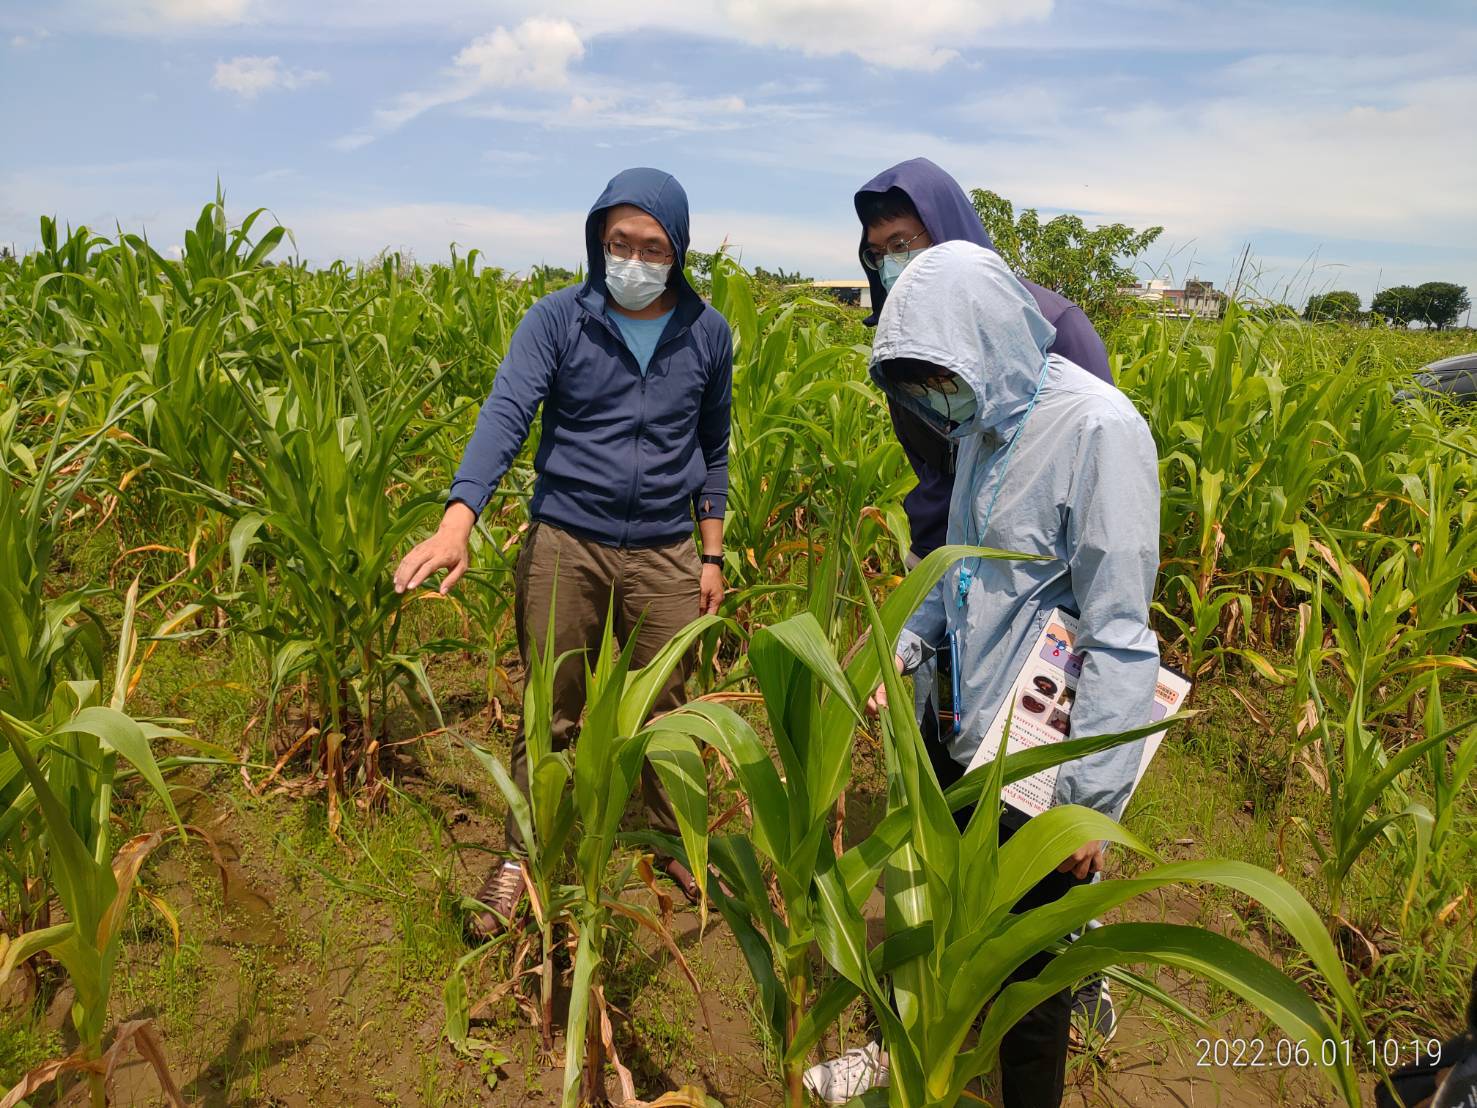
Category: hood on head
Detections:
[
  {"x1": 583, "y1": 167, "x2": 697, "y2": 307},
  {"x1": 854, "y1": 156, "x2": 994, "y2": 324},
  {"x1": 869, "y1": 240, "x2": 1055, "y2": 435}
]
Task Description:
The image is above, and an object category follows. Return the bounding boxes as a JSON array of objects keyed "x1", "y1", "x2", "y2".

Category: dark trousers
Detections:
[
  {"x1": 505, "y1": 522, "x2": 700, "y2": 853},
  {"x1": 925, "y1": 707, "x2": 1088, "y2": 1108}
]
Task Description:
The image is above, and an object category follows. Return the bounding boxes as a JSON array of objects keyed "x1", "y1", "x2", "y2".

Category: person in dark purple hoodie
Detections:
[
  {"x1": 802, "y1": 160, "x2": 1119, "y2": 1106},
  {"x1": 855, "y1": 157, "x2": 1113, "y2": 567}
]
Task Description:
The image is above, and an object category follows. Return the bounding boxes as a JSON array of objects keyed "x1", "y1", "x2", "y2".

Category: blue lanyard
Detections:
[{"x1": 954, "y1": 357, "x2": 1052, "y2": 608}]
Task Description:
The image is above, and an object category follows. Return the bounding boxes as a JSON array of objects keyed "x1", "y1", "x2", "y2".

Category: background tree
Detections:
[
  {"x1": 969, "y1": 189, "x2": 1163, "y2": 324},
  {"x1": 1372, "y1": 285, "x2": 1421, "y2": 327},
  {"x1": 1304, "y1": 290, "x2": 1362, "y2": 322},
  {"x1": 685, "y1": 248, "x2": 717, "y2": 296},
  {"x1": 752, "y1": 264, "x2": 811, "y2": 287},
  {"x1": 1414, "y1": 281, "x2": 1470, "y2": 330},
  {"x1": 530, "y1": 264, "x2": 578, "y2": 285}
]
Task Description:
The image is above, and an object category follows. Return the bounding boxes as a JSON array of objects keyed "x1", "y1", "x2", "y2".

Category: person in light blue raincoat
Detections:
[
  {"x1": 872, "y1": 239, "x2": 1161, "y2": 818},
  {"x1": 869, "y1": 239, "x2": 1160, "y2": 1108}
]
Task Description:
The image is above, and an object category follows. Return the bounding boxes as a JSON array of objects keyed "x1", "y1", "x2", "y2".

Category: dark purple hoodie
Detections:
[{"x1": 855, "y1": 157, "x2": 1112, "y2": 560}]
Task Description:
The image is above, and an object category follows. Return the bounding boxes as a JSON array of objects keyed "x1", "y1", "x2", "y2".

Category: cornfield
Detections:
[{"x1": 1, "y1": 199, "x2": 1473, "y2": 1106}]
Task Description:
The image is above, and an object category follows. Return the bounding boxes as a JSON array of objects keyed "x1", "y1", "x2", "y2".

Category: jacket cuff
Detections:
[
  {"x1": 694, "y1": 490, "x2": 727, "y2": 521},
  {"x1": 896, "y1": 629, "x2": 929, "y2": 675},
  {"x1": 446, "y1": 479, "x2": 490, "y2": 519}
]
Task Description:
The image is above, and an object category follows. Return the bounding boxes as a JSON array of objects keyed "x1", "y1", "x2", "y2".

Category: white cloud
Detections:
[
  {"x1": 211, "y1": 55, "x2": 326, "y2": 100},
  {"x1": 49, "y1": 0, "x2": 1056, "y2": 66},
  {"x1": 9, "y1": 28, "x2": 50, "y2": 49},
  {"x1": 471, "y1": 90, "x2": 751, "y2": 133},
  {"x1": 333, "y1": 17, "x2": 584, "y2": 147},
  {"x1": 151, "y1": 0, "x2": 250, "y2": 22},
  {"x1": 730, "y1": 60, "x2": 1477, "y2": 256},
  {"x1": 331, "y1": 131, "x2": 375, "y2": 153},
  {"x1": 714, "y1": 0, "x2": 1053, "y2": 69},
  {"x1": 92, "y1": 0, "x2": 251, "y2": 28},
  {"x1": 453, "y1": 18, "x2": 584, "y2": 89}
]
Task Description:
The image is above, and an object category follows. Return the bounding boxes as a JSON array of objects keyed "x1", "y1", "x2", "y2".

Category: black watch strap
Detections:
[{"x1": 700, "y1": 554, "x2": 724, "y2": 566}]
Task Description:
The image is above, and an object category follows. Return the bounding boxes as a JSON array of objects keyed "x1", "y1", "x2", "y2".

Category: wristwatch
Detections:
[{"x1": 700, "y1": 554, "x2": 724, "y2": 566}]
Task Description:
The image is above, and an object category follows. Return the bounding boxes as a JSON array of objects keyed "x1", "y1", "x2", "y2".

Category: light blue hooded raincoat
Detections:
[{"x1": 874, "y1": 242, "x2": 1161, "y2": 820}]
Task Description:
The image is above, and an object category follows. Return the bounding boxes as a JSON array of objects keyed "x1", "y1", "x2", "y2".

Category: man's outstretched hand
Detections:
[{"x1": 394, "y1": 502, "x2": 474, "y2": 596}]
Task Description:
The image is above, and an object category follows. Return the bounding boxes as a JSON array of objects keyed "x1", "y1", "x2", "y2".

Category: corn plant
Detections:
[
  {"x1": 0, "y1": 582, "x2": 221, "y2": 1108},
  {"x1": 708, "y1": 254, "x2": 907, "y2": 637},
  {"x1": 456, "y1": 606, "x2": 719, "y2": 1106},
  {"x1": 1288, "y1": 575, "x2": 1467, "y2": 922},
  {"x1": 0, "y1": 414, "x2": 98, "y2": 932},
  {"x1": 459, "y1": 600, "x2": 578, "y2": 1052},
  {"x1": 211, "y1": 348, "x2": 448, "y2": 818},
  {"x1": 0, "y1": 415, "x2": 111, "y2": 731},
  {"x1": 646, "y1": 545, "x2": 1017, "y2": 1105},
  {"x1": 560, "y1": 610, "x2": 718, "y2": 1105},
  {"x1": 1388, "y1": 463, "x2": 1477, "y2": 660},
  {"x1": 798, "y1": 583, "x2": 1369, "y2": 1107}
]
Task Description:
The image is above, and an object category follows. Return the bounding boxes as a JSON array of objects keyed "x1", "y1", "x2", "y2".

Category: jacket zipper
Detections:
[
  {"x1": 623, "y1": 373, "x2": 647, "y2": 547},
  {"x1": 587, "y1": 303, "x2": 694, "y2": 547}
]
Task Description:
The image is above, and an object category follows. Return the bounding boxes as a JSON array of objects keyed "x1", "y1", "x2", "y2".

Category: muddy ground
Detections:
[{"x1": 4, "y1": 643, "x2": 1447, "y2": 1107}]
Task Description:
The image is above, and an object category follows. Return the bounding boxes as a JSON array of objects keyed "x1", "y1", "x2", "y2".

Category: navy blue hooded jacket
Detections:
[
  {"x1": 447, "y1": 168, "x2": 733, "y2": 548},
  {"x1": 854, "y1": 157, "x2": 1112, "y2": 560}
]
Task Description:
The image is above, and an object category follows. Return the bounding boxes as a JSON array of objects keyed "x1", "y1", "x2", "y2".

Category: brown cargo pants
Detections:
[{"x1": 504, "y1": 521, "x2": 701, "y2": 853}]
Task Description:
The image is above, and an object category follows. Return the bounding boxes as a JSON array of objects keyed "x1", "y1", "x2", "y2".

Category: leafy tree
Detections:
[
  {"x1": 753, "y1": 264, "x2": 810, "y2": 286},
  {"x1": 969, "y1": 189, "x2": 1163, "y2": 324},
  {"x1": 1414, "y1": 281, "x2": 1470, "y2": 330},
  {"x1": 1304, "y1": 290, "x2": 1361, "y2": 322},
  {"x1": 530, "y1": 264, "x2": 577, "y2": 284},
  {"x1": 1372, "y1": 285, "x2": 1421, "y2": 327},
  {"x1": 685, "y1": 248, "x2": 717, "y2": 296},
  {"x1": 1246, "y1": 302, "x2": 1301, "y2": 324}
]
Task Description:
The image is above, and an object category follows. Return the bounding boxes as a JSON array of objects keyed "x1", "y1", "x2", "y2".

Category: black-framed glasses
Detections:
[
  {"x1": 604, "y1": 239, "x2": 674, "y2": 265},
  {"x1": 894, "y1": 372, "x2": 960, "y2": 398},
  {"x1": 862, "y1": 228, "x2": 929, "y2": 270}
]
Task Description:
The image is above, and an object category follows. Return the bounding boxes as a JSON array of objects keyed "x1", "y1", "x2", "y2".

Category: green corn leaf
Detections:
[
  {"x1": 54, "y1": 706, "x2": 183, "y2": 836},
  {"x1": 643, "y1": 732, "x2": 711, "y2": 928},
  {"x1": 972, "y1": 922, "x2": 1360, "y2": 1105}
]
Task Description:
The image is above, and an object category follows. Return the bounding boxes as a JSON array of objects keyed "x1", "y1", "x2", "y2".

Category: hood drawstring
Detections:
[{"x1": 955, "y1": 356, "x2": 1052, "y2": 608}]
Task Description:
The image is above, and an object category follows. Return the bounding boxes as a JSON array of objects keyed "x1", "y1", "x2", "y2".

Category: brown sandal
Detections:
[{"x1": 468, "y1": 858, "x2": 526, "y2": 939}]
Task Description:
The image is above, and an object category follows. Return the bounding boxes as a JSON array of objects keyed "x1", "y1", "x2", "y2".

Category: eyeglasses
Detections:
[
  {"x1": 604, "y1": 240, "x2": 675, "y2": 265},
  {"x1": 894, "y1": 372, "x2": 960, "y2": 397},
  {"x1": 862, "y1": 228, "x2": 929, "y2": 270}
]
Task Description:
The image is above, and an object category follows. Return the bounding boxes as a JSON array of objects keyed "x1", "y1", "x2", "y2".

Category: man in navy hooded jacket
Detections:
[{"x1": 394, "y1": 168, "x2": 733, "y2": 936}]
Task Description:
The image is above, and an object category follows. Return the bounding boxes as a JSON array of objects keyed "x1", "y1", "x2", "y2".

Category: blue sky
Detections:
[{"x1": 3, "y1": 0, "x2": 1474, "y2": 313}]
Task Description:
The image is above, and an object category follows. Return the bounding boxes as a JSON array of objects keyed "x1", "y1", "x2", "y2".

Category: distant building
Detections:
[
  {"x1": 1120, "y1": 277, "x2": 1227, "y2": 318},
  {"x1": 805, "y1": 279, "x2": 872, "y2": 312}
]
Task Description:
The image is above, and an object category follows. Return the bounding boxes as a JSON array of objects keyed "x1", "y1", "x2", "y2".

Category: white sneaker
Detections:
[{"x1": 803, "y1": 1040, "x2": 889, "y2": 1104}]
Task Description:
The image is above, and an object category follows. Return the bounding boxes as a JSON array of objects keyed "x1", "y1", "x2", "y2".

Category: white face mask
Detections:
[
  {"x1": 879, "y1": 248, "x2": 927, "y2": 292},
  {"x1": 922, "y1": 388, "x2": 977, "y2": 426},
  {"x1": 605, "y1": 253, "x2": 671, "y2": 310}
]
